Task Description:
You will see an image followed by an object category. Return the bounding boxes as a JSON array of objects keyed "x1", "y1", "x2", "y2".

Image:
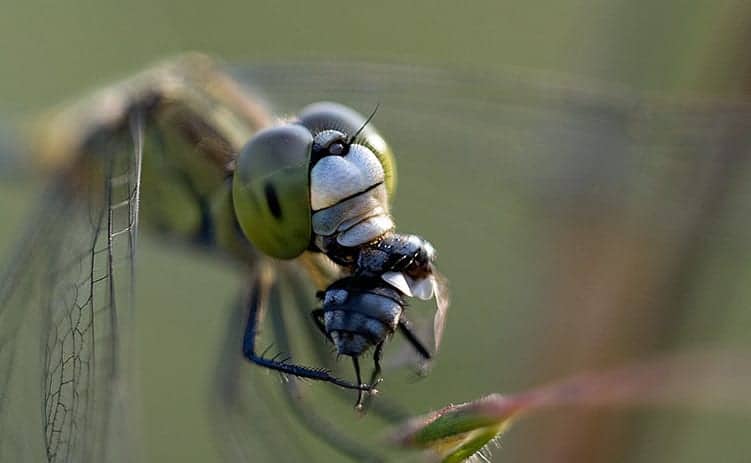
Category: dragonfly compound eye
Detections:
[{"x1": 233, "y1": 124, "x2": 313, "y2": 259}]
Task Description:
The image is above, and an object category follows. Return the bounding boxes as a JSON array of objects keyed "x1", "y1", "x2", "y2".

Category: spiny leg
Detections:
[
  {"x1": 211, "y1": 293, "x2": 308, "y2": 462},
  {"x1": 242, "y1": 271, "x2": 372, "y2": 391},
  {"x1": 267, "y1": 278, "x2": 384, "y2": 462}
]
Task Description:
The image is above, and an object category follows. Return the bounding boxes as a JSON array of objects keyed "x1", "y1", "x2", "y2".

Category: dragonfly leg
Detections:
[
  {"x1": 242, "y1": 274, "x2": 374, "y2": 392},
  {"x1": 266, "y1": 288, "x2": 385, "y2": 462}
]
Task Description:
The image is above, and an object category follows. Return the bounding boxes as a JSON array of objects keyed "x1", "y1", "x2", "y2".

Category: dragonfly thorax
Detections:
[{"x1": 314, "y1": 231, "x2": 440, "y2": 361}]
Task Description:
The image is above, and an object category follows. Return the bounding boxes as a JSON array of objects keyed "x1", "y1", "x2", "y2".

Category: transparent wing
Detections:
[
  {"x1": 0, "y1": 56, "x2": 271, "y2": 463},
  {"x1": 0, "y1": 115, "x2": 143, "y2": 463},
  {"x1": 431, "y1": 272, "x2": 450, "y2": 353}
]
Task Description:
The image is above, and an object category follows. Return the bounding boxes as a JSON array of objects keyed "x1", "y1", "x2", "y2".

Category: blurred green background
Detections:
[{"x1": 2, "y1": 1, "x2": 751, "y2": 462}]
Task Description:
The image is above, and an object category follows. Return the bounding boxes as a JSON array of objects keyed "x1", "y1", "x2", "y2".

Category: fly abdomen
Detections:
[{"x1": 320, "y1": 281, "x2": 404, "y2": 356}]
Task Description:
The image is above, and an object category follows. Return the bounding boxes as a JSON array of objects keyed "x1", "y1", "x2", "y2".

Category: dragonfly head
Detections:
[{"x1": 233, "y1": 102, "x2": 397, "y2": 259}]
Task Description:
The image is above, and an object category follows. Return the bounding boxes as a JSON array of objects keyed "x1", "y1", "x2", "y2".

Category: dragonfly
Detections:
[
  {"x1": 2, "y1": 54, "x2": 750, "y2": 463},
  {"x1": 0, "y1": 53, "x2": 454, "y2": 463}
]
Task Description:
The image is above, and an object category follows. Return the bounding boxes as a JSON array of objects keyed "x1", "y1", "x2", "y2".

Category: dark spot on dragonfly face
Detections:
[{"x1": 264, "y1": 182, "x2": 283, "y2": 219}]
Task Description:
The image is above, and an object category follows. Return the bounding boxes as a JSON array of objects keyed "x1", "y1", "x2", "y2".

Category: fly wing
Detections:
[
  {"x1": 431, "y1": 272, "x2": 450, "y2": 353},
  {"x1": 0, "y1": 115, "x2": 143, "y2": 463}
]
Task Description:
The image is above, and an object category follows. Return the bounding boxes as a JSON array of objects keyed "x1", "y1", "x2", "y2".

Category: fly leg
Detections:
[
  {"x1": 398, "y1": 316, "x2": 432, "y2": 376},
  {"x1": 242, "y1": 270, "x2": 373, "y2": 391},
  {"x1": 352, "y1": 356, "x2": 366, "y2": 410},
  {"x1": 368, "y1": 342, "x2": 385, "y2": 389},
  {"x1": 357, "y1": 341, "x2": 385, "y2": 412}
]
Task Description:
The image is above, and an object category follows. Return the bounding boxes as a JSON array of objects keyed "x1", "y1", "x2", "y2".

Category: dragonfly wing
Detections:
[
  {"x1": 0, "y1": 114, "x2": 143, "y2": 463},
  {"x1": 0, "y1": 57, "x2": 273, "y2": 461}
]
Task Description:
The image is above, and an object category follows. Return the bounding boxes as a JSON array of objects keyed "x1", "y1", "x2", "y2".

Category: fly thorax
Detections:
[
  {"x1": 310, "y1": 138, "x2": 393, "y2": 251},
  {"x1": 357, "y1": 233, "x2": 440, "y2": 301},
  {"x1": 320, "y1": 281, "x2": 404, "y2": 356}
]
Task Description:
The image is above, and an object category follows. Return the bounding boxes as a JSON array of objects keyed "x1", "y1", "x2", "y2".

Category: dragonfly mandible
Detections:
[{"x1": 0, "y1": 54, "x2": 449, "y2": 463}]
